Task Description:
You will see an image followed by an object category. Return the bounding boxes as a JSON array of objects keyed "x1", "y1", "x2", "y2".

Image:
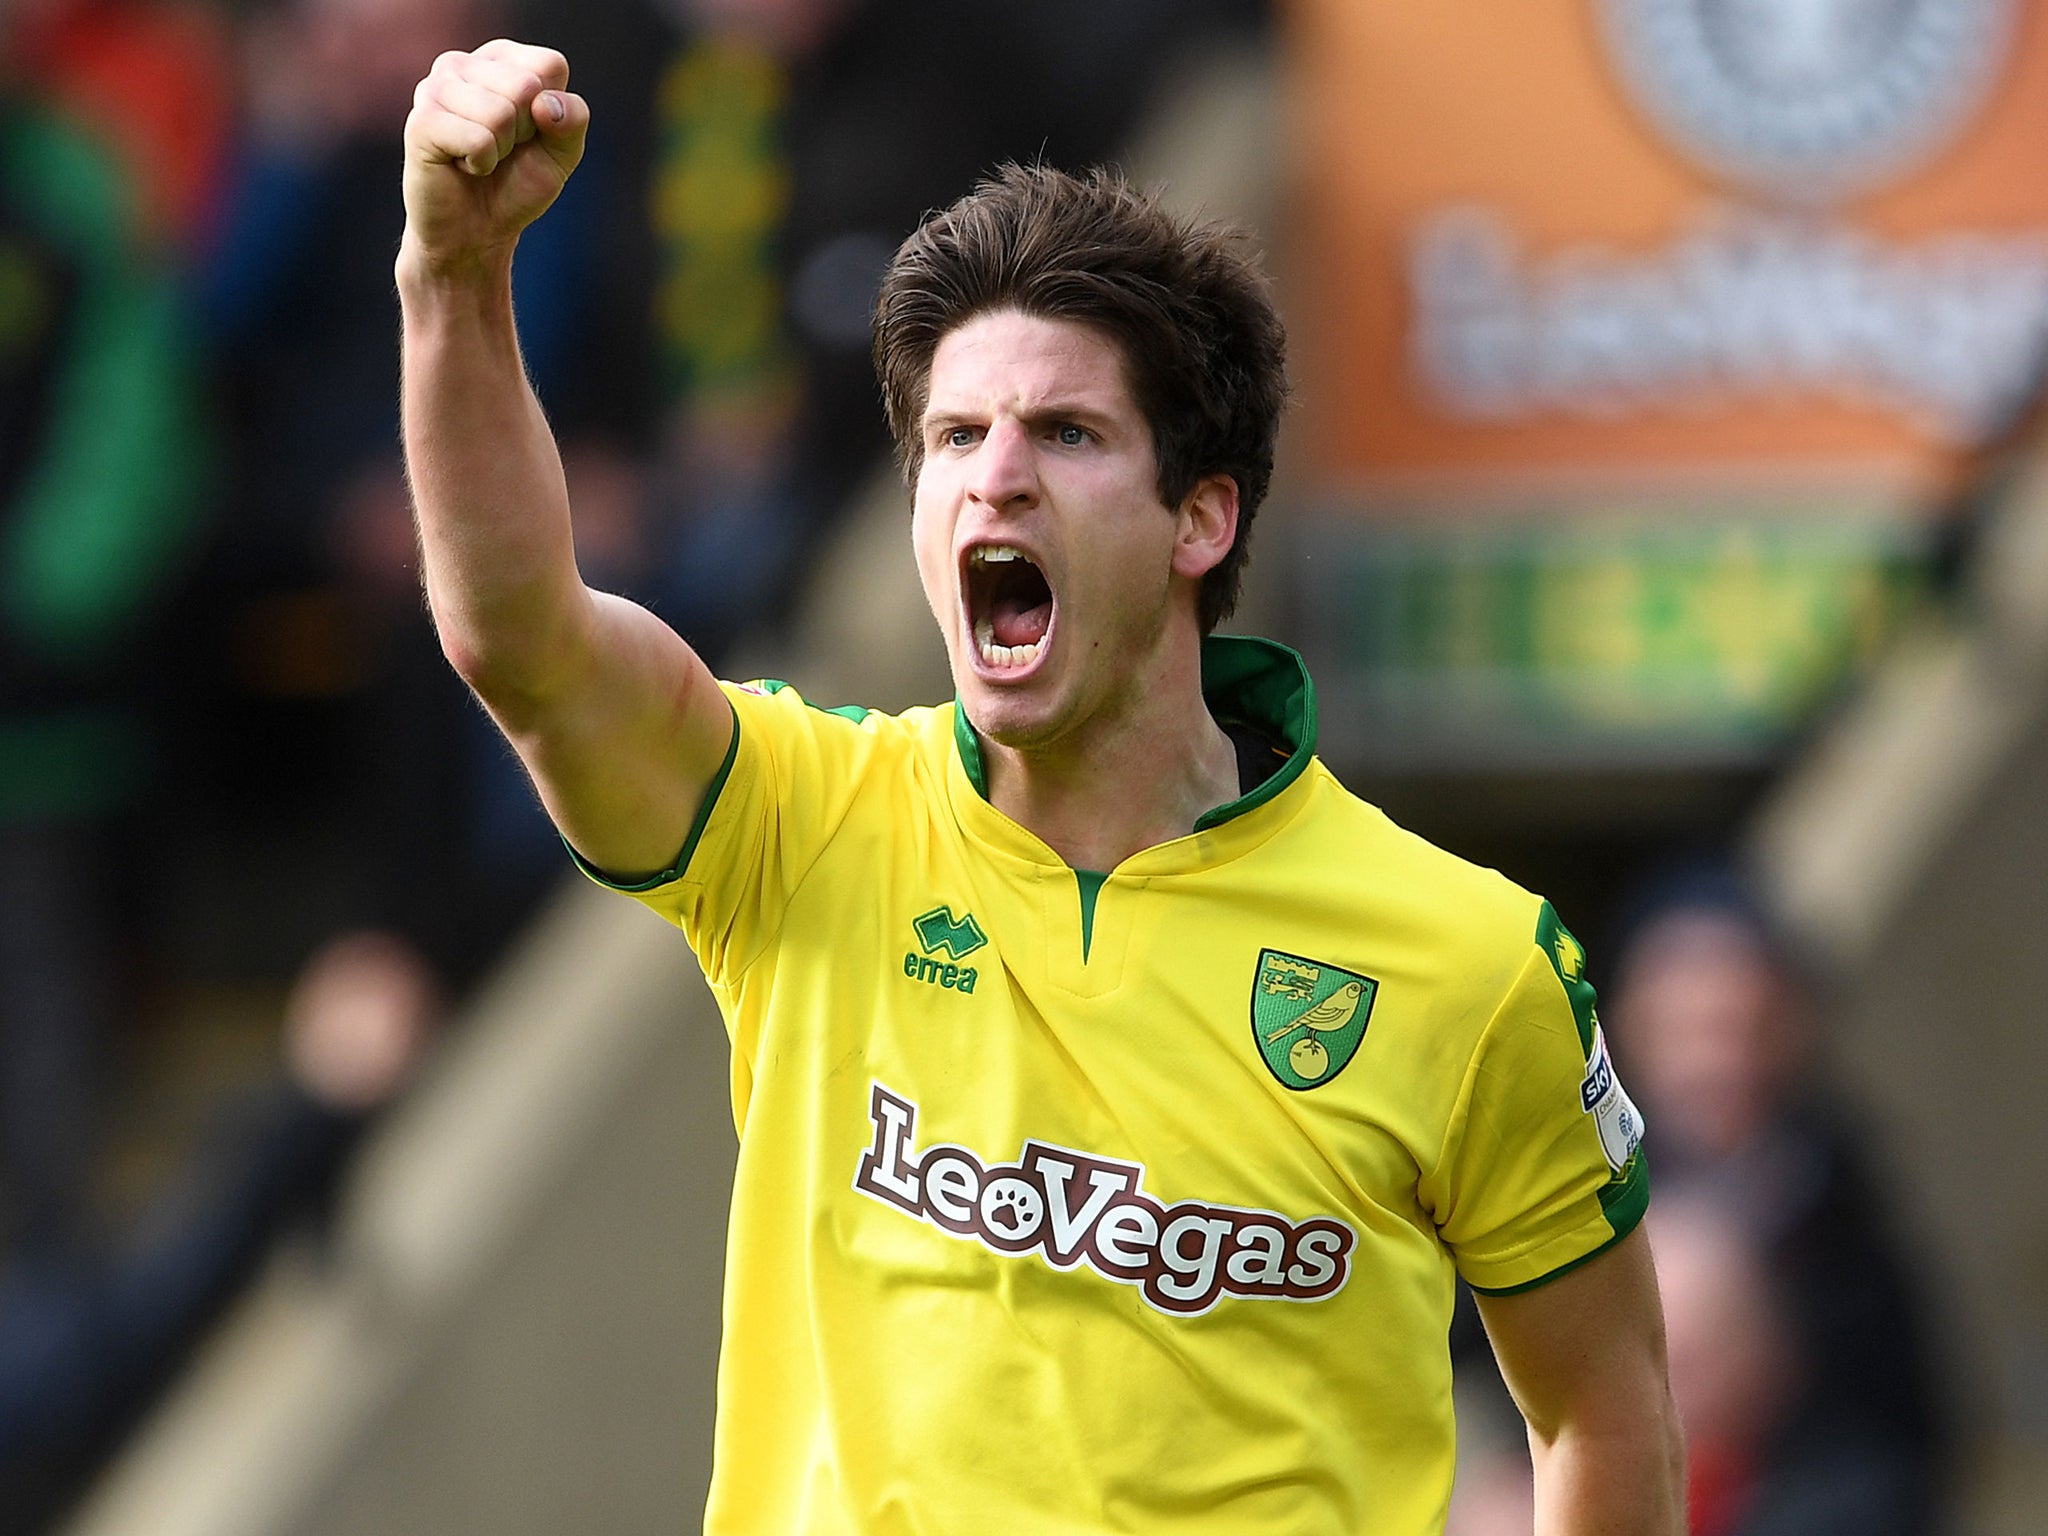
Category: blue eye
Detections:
[
  {"x1": 1056, "y1": 424, "x2": 1088, "y2": 446},
  {"x1": 947, "y1": 427, "x2": 977, "y2": 449}
]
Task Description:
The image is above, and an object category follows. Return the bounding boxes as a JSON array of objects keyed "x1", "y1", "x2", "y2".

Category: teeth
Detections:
[
  {"x1": 975, "y1": 629, "x2": 1044, "y2": 670},
  {"x1": 968, "y1": 548, "x2": 1044, "y2": 670}
]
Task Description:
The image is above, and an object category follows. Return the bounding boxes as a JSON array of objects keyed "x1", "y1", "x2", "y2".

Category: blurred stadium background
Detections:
[{"x1": 2, "y1": 0, "x2": 2046, "y2": 1532}]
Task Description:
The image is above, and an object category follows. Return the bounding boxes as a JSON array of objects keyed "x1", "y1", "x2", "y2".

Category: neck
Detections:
[{"x1": 979, "y1": 632, "x2": 1239, "y2": 872}]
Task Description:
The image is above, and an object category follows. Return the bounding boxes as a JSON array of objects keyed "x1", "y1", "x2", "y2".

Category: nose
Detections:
[{"x1": 965, "y1": 417, "x2": 1038, "y2": 512}]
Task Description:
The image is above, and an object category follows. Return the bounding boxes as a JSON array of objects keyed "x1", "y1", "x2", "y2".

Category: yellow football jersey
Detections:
[{"x1": 580, "y1": 636, "x2": 1647, "y2": 1536}]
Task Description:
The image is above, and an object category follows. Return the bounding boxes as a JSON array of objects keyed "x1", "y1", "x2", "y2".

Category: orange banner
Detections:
[{"x1": 1287, "y1": 0, "x2": 2048, "y2": 493}]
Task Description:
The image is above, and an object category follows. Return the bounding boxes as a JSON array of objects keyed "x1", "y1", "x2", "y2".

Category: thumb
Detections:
[{"x1": 533, "y1": 90, "x2": 590, "y2": 173}]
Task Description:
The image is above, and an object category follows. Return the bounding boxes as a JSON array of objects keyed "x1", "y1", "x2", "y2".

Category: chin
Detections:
[{"x1": 954, "y1": 667, "x2": 1067, "y2": 750}]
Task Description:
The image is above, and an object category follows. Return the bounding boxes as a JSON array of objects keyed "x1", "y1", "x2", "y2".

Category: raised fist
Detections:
[{"x1": 399, "y1": 39, "x2": 588, "y2": 277}]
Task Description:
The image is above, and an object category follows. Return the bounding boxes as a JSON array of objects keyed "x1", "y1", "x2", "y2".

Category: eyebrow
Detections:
[{"x1": 921, "y1": 400, "x2": 1126, "y2": 435}]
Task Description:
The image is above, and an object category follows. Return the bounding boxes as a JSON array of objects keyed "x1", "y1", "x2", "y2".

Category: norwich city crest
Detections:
[{"x1": 1251, "y1": 950, "x2": 1378, "y2": 1091}]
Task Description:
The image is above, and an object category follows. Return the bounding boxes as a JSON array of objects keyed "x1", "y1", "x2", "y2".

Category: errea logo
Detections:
[{"x1": 904, "y1": 905, "x2": 986, "y2": 994}]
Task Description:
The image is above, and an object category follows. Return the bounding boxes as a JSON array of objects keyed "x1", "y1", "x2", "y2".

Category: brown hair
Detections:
[{"x1": 873, "y1": 163, "x2": 1289, "y2": 634}]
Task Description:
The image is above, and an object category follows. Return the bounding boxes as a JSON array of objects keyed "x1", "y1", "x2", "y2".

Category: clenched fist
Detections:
[{"x1": 399, "y1": 39, "x2": 588, "y2": 280}]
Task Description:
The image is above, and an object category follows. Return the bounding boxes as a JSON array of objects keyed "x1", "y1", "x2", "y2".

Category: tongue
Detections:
[{"x1": 991, "y1": 594, "x2": 1052, "y2": 648}]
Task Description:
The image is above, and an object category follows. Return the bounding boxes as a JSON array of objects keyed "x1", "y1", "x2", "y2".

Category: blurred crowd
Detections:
[
  {"x1": 0, "y1": 0, "x2": 1258, "y2": 1526},
  {"x1": 0, "y1": 1, "x2": 1958, "y2": 1533}
]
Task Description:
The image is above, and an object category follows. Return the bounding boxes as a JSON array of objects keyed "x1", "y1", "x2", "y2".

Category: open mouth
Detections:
[{"x1": 965, "y1": 545, "x2": 1054, "y2": 671}]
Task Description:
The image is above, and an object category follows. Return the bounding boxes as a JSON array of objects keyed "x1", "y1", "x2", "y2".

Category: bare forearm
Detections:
[
  {"x1": 398, "y1": 237, "x2": 592, "y2": 715},
  {"x1": 1530, "y1": 1411, "x2": 1686, "y2": 1536}
]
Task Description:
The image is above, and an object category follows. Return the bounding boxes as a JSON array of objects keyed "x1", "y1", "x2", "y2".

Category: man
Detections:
[
  {"x1": 1, "y1": 45, "x2": 209, "y2": 1254},
  {"x1": 1606, "y1": 868, "x2": 1946, "y2": 1532},
  {"x1": 399, "y1": 41, "x2": 1684, "y2": 1533}
]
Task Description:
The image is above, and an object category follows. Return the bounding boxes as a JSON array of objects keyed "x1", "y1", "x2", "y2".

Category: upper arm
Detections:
[
  {"x1": 488, "y1": 586, "x2": 736, "y2": 881},
  {"x1": 1473, "y1": 1226, "x2": 1685, "y2": 1530},
  {"x1": 1474, "y1": 1225, "x2": 1671, "y2": 1442}
]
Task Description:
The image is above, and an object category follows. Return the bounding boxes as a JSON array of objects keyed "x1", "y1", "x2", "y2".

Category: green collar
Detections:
[{"x1": 951, "y1": 634, "x2": 1318, "y2": 832}]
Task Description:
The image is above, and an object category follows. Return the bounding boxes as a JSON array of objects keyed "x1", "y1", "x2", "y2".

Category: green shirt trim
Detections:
[
  {"x1": 1463, "y1": 1175, "x2": 1650, "y2": 1297},
  {"x1": 566, "y1": 699, "x2": 741, "y2": 891},
  {"x1": 1074, "y1": 869, "x2": 1108, "y2": 962},
  {"x1": 1192, "y1": 635, "x2": 1317, "y2": 831},
  {"x1": 952, "y1": 634, "x2": 1318, "y2": 830},
  {"x1": 757, "y1": 678, "x2": 871, "y2": 724},
  {"x1": 1533, "y1": 902, "x2": 1598, "y2": 1055},
  {"x1": 1597, "y1": 1147, "x2": 1652, "y2": 1230},
  {"x1": 953, "y1": 698, "x2": 988, "y2": 797}
]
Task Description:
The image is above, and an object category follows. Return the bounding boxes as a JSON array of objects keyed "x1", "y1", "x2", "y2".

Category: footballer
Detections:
[{"x1": 398, "y1": 40, "x2": 1685, "y2": 1535}]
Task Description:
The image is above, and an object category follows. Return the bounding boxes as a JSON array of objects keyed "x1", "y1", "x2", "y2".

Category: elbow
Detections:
[
  {"x1": 424, "y1": 588, "x2": 496, "y2": 692},
  {"x1": 427, "y1": 597, "x2": 570, "y2": 724},
  {"x1": 432, "y1": 616, "x2": 496, "y2": 695}
]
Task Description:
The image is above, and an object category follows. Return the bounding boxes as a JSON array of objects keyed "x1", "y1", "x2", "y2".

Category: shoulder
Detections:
[
  {"x1": 1295, "y1": 763, "x2": 1545, "y2": 960},
  {"x1": 722, "y1": 678, "x2": 955, "y2": 784},
  {"x1": 725, "y1": 678, "x2": 939, "y2": 734}
]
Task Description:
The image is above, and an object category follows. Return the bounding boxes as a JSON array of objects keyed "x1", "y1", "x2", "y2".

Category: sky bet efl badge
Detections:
[{"x1": 1251, "y1": 951, "x2": 1378, "y2": 1090}]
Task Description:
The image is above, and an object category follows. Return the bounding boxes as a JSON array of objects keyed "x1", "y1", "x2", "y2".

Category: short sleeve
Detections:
[
  {"x1": 570, "y1": 680, "x2": 887, "y2": 988},
  {"x1": 1429, "y1": 903, "x2": 1650, "y2": 1296}
]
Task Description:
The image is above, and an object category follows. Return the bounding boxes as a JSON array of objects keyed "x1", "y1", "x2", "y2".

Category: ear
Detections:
[{"x1": 1171, "y1": 473, "x2": 1239, "y2": 582}]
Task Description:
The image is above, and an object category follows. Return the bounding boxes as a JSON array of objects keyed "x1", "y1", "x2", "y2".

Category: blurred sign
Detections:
[
  {"x1": 1284, "y1": 0, "x2": 2048, "y2": 764},
  {"x1": 1297, "y1": 501, "x2": 1926, "y2": 769}
]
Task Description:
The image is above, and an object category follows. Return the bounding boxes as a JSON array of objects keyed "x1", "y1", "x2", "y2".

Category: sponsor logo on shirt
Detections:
[
  {"x1": 1552, "y1": 930, "x2": 1586, "y2": 983},
  {"x1": 853, "y1": 1083, "x2": 1356, "y2": 1317},
  {"x1": 1579, "y1": 1024, "x2": 1647, "y2": 1173},
  {"x1": 1250, "y1": 950, "x2": 1378, "y2": 1090},
  {"x1": 903, "y1": 905, "x2": 985, "y2": 993}
]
